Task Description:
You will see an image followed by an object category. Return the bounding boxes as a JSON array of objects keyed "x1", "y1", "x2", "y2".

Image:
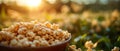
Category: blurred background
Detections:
[{"x1": 0, "y1": 0, "x2": 120, "y2": 51}]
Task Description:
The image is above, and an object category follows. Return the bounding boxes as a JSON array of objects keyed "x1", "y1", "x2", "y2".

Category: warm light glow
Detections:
[
  {"x1": 17, "y1": 0, "x2": 42, "y2": 8},
  {"x1": 25, "y1": 0, "x2": 41, "y2": 7}
]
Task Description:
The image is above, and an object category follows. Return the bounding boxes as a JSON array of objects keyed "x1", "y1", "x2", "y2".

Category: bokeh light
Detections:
[{"x1": 17, "y1": 0, "x2": 42, "y2": 9}]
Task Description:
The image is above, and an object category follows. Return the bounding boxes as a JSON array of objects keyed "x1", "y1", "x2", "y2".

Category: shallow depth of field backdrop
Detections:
[{"x1": 0, "y1": 0, "x2": 120, "y2": 51}]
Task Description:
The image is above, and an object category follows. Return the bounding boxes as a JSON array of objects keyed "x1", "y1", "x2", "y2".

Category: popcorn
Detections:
[
  {"x1": 31, "y1": 44, "x2": 36, "y2": 47},
  {"x1": 16, "y1": 42, "x2": 23, "y2": 47},
  {"x1": 16, "y1": 35, "x2": 25, "y2": 40},
  {"x1": 69, "y1": 45, "x2": 82, "y2": 51},
  {"x1": 10, "y1": 39, "x2": 18, "y2": 46},
  {"x1": 22, "y1": 41, "x2": 31, "y2": 47},
  {"x1": 18, "y1": 27, "x2": 27, "y2": 35},
  {"x1": 40, "y1": 40, "x2": 50, "y2": 46},
  {"x1": 0, "y1": 31, "x2": 14, "y2": 40},
  {"x1": 44, "y1": 22, "x2": 52, "y2": 28},
  {"x1": 33, "y1": 40, "x2": 41, "y2": 47},
  {"x1": 34, "y1": 36, "x2": 41, "y2": 40},
  {"x1": 26, "y1": 31, "x2": 36, "y2": 37},
  {"x1": 85, "y1": 41, "x2": 94, "y2": 48},
  {"x1": 52, "y1": 24, "x2": 59, "y2": 30},
  {"x1": 69, "y1": 42, "x2": 119, "y2": 51},
  {"x1": 85, "y1": 41, "x2": 98, "y2": 51},
  {"x1": 112, "y1": 46, "x2": 120, "y2": 51},
  {"x1": 0, "y1": 21, "x2": 70, "y2": 47},
  {"x1": 0, "y1": 41, "x2": 9, "y2": 46}
]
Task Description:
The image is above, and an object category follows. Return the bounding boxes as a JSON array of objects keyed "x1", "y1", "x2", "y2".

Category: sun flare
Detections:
[
  {"x1": 25, "y1": 0, "x2": 41, "y2": 7},
  {"x1": 17, "y1": 0, "x2": 42, "y2": 8}
]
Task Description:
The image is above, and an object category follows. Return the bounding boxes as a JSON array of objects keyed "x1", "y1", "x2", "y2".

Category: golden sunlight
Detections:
[
  {"x1": 17, "y1": 0, "x2": 42, "y2": 8},
  {"x1": 24, "y1": 0, "x2": 41, "y2": 7}
]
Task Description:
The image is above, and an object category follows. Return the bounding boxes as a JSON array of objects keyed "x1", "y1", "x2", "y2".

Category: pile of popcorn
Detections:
[{"x1": 0, "y1": 21, "x2": 70, "y2": 47}]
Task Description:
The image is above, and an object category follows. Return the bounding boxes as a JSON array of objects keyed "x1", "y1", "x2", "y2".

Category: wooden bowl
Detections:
[{"x1": 0, "y1": 35, "x2": 71, "y2": 51}]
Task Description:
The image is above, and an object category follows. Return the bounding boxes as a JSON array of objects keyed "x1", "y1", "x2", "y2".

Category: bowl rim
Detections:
[{"x1": 0, "y1": 34, "x2": 71, "y2": 49}]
